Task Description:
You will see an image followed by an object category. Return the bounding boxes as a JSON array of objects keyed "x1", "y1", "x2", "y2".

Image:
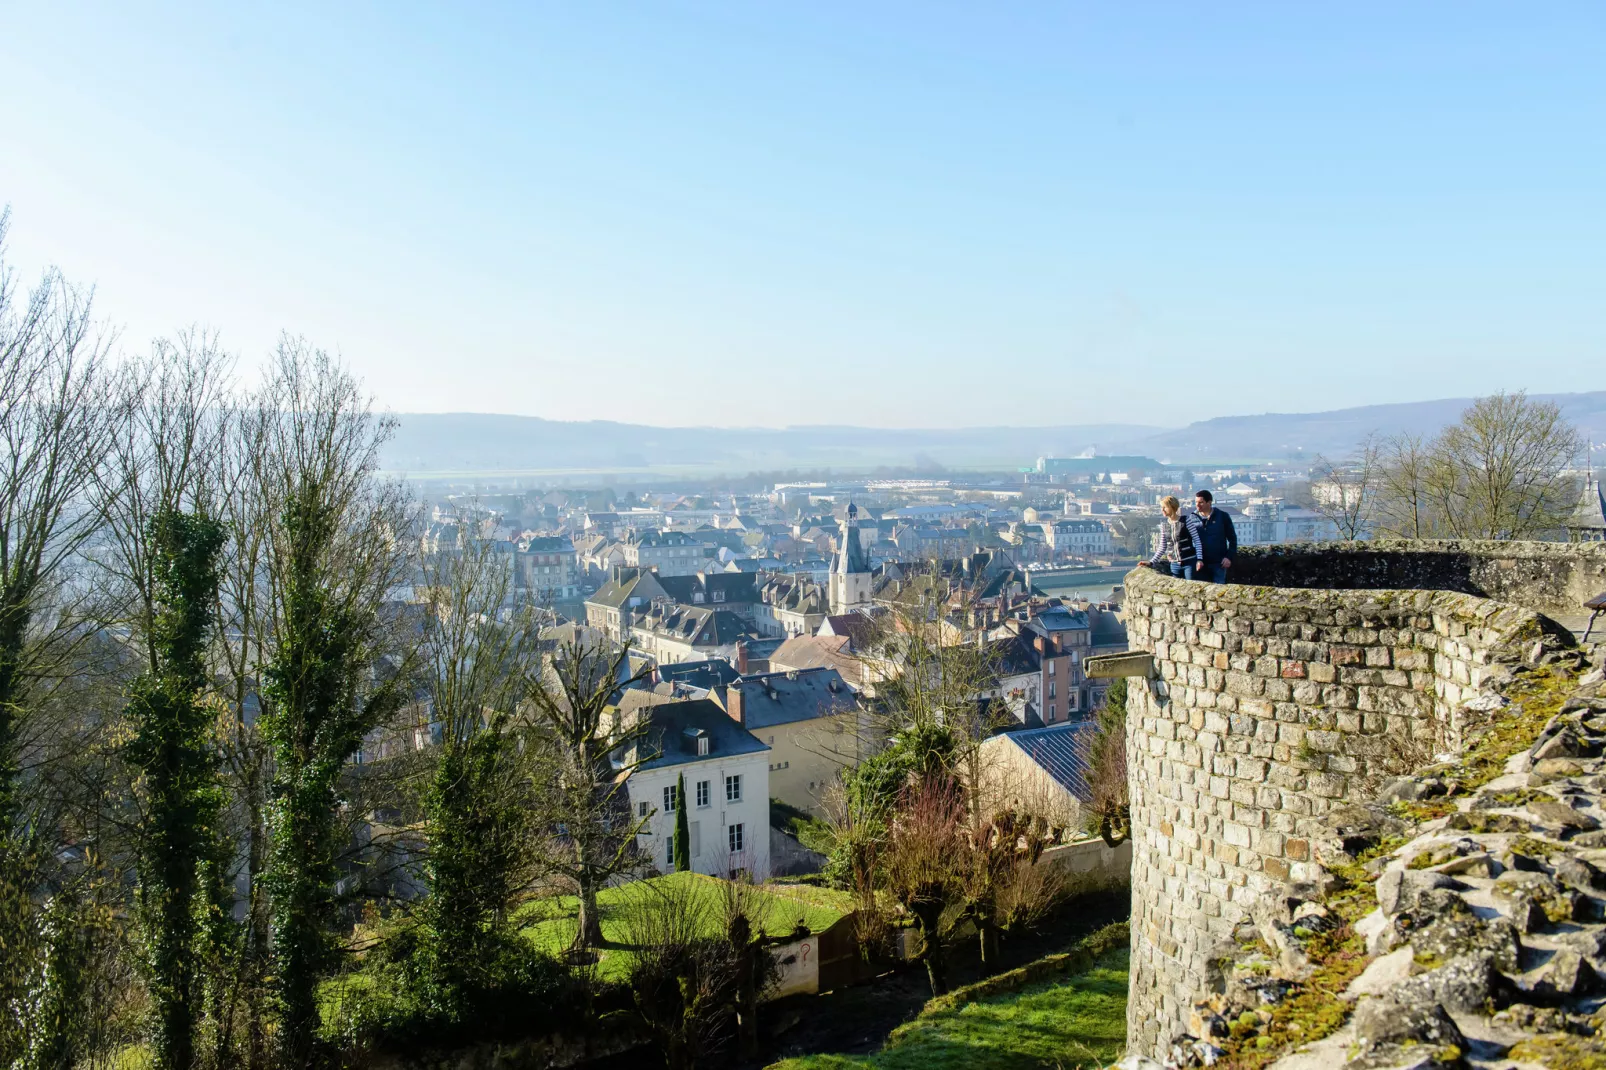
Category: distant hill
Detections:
[
  {"x1": 1137, "y1": 391, "x2": 1606, "y2": 463},
  {"x1": 382, "y1": 391, "x2": 1606, "y2": 477},
  {"x1": 381, "y1": 416, "x2": 1163, "y2": 475}
]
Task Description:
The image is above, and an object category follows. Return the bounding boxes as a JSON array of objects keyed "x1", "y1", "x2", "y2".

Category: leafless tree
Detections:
[
  {"x1": 1371, "y1": 432, "x2": 1442, "y2": 539},
  {"x1": 619, "y1": 877, "x2": 745, "y2": 1070},
  {"x1": 0, "y1": 208, "x2": 115, "y2": 839},
  {"x1": 1423, "y1": 391, "x2": 1584, "y2": 540},
  {"x1": 0, "y1": 209, "x2": 115, "y2": 1065},
  {"x1": 880, "y1": 777, "x2": 967, "y2": 996},
  {"x1": 960, "y1": 808, "x2": 1059, "y2": 974},
  {"x1": 1310, "y1": 434, "x2": 1381, "y2": 540},
  {"x1": 209, "y1": 384, "x2": 278, "y2": 1067},
  {"x1": 525, "y1": 636, "x2": 652, "y2": 951}
]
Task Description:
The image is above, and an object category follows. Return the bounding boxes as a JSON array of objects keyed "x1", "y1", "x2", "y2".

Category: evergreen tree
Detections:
[{"x1": 673, "y1": 772, "x2": 690, "y2": 872}]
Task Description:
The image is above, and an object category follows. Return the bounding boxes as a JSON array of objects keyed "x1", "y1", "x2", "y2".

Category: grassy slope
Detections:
[
  {"x1": 515, "y1": 871, "x2": 854, "y2": 980},
  {"x1": 766, "y1": 944, "x2": 1129, "y2": 1070}
]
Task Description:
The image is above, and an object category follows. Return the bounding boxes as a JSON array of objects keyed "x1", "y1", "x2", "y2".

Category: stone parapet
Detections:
[{"x1": 1122, "y1": 561, "x2": 1549, "y2": 1056}]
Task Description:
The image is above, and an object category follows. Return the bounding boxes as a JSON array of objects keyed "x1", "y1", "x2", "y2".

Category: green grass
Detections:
[
  {"x1": 766, "y1": 944, "x2": 1130, "y2": 1070},
  {"x1": 771, "y1": 798, "x2": 837, "y2": 854},
  {"x1": 515, "y1": 871, "x2": 854, "y2": 981}
]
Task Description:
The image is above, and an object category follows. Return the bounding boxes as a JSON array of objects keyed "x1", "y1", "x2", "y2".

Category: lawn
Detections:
[
  {"x1": 765, "y1": 942, "x2": 1129, "y2": 1070},
  {"x1": 515, "y1": 871, "x2": 855, "y2": 981}
]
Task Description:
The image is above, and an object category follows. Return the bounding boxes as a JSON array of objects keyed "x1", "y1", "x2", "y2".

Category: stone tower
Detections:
[{"x1": 829, "y1": 502, "x2": 873, "y2": 614}]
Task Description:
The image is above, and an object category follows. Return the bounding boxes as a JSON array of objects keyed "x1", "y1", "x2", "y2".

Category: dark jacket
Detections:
[{"x1": 1194, "y1": 507, "x2": 1237, "y2": 566}]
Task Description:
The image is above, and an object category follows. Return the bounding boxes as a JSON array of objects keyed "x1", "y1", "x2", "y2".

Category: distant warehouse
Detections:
[{"x1": 1034, "y1": 455, "x2": 1162, "y2": 476}]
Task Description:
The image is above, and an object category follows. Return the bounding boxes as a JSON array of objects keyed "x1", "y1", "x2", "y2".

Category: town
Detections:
[{"x1": 5, "y1": 5, "x2": 1606, "y2": 1070}]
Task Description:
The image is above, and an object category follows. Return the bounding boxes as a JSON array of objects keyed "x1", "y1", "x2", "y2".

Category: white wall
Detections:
[{"x1": 628, "y1": 752, "x2": 772, "y2": 879}]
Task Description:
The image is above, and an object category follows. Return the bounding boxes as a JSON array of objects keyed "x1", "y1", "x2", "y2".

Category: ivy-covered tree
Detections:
[
  {"x1": 126, "y1": 510, "x2": 225, "y2": 1070},
  {"x1": 255, "y1": 344, "x2": 409, "y2": 1067}
]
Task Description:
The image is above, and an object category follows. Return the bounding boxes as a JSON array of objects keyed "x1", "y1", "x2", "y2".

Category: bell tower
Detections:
[{"x1": 829, "y1": 502, "x2": 873, "y2": 614}]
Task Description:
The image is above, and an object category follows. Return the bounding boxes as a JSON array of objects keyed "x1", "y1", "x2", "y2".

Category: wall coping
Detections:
[{"x1": 1124, "y1": 563, "x2": 1546, "y2": 635}]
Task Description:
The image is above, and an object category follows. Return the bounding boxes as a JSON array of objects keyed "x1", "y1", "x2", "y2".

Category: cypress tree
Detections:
[{"x1": 672, "y1": 772, "x2": 691, "y2": 872}]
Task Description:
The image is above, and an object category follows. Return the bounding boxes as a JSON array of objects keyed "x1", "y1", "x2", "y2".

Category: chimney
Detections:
[
  {"x1": 727, "y1": 681, "x2": 745, "y2": 727},
  {"x1": 735, "y1": 640, "x2": 749, "y2": 674}
]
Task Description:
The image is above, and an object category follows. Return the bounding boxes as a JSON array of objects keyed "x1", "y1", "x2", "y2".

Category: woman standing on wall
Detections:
[{"x1": 1146, "y1": 495, "x2": 1203, "y2": 580}]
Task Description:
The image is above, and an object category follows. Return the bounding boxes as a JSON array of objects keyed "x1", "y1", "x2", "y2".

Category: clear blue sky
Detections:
[{"x1": 2, "y1": 3, "x2": 1601, "y2": 428}]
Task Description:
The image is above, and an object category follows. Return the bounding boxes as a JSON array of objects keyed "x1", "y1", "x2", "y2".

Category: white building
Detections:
[
  {"x1": 621, "y1": 698, "x2": 772, "y2": 879},
  {"x1": 1044, "y1": 518, "x2": 1113, "y2": 557}
]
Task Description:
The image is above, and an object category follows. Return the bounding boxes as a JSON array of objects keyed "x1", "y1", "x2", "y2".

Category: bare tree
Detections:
[
  {"x1": 960, "y1": 808, "x2": 1058, "y2": 974},
  {"x1": 880, "y1": 777, "x2": 967, "y2": 996},
  {"x1": 210, "y1": 385, "x2": 277, "y2": 1067},
  {"x1": 0, "y1": 208, "x2": 113, "y2": 840},
  {"x1": 525, "y1": 636, "x2": 652, "y2": 951},
  {"x1": 1426, "y1": 391, "x2": 1584, "y2": 540},
  {"x1": 620, "y1": 877, "x2": 745, "y2": 1070},
  {"x1": 1310, "y1": 435, "x2": 1381, "y2": 540},
  {"x1": 1371, "y1": 432, "x2": 1442, "y2": 539},
  {"x1": 0, "y1": 209, "x2": 114, "y2": 1066}
]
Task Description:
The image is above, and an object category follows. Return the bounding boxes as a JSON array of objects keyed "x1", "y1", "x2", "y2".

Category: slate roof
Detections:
[
  {"x1": 1002, "y1": 722, "x2": 1099, "y2": 800},
  {"x1": 657, "y1": 571, "x2": 760, "y2": 607},
  {"x1": 654, "y1": 659, "x2": 742, "y2": 691},
  {"x1": 729, "y1": 667, "x2": 858, "y2": 730},
  {"x1": 520, "y1": 535, "x2": 575, "y2": 553},
  {"x1": 1028, "y1": 605, "x2": 1091, "y2": 638},
  {"x1": 587, "y1": 569, "x2": 667, "y2": 610},
  {"x1": 629, "y1": 529, "x2": 700, "y2": 548},
  {"x1": 621, "y1": 698, "x2": 769, "y2": 771},
  {"x1": 989, "y1": 633, "x2": 1045, "y2": 678},
  {"x1": 632, "y1": 603, "x2": 754, "y2": 647}
]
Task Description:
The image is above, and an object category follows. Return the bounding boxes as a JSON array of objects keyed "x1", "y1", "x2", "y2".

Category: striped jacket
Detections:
[{"x1": 1148, "y1": 511, "x2": 1203, "y2": 567}]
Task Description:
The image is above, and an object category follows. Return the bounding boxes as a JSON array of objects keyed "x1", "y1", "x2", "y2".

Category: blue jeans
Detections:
[
  {"x1": 1202, "y1": 563, "x2": 1228, "y2": 584},
  {"x1": 1168, "y1": 562, "x2": 1194, "y2": 580}
]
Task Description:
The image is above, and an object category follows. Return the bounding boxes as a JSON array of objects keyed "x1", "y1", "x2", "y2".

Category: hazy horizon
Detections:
[{"x1": 3, "y1": 4, "x2": 1603, "y2": 428}]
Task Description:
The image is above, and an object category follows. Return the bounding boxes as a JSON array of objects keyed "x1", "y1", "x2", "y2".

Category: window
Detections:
[
  {"x1": 713, "y1": 590, "x2": 725, "y2": 602},
  {"x1": 1048, "y1": 659, "x2": 1056, "y2": 676},
  {"x1": 663, "y1": 784, "x2": 680, "y2": 812},
  {"x1": 696, "y1": 780, "x2": 710, "y2": 808},
  {"x1": 1047, "y1": 703, "x2": 1056, "y2": 722},
  {"x1": 725, "y1": 774, "x2": 742, "y2": 802},
  {"x1": 696, "y1": 736, "x2": 709, "y2": 756},
  {"x1": 728, "y1": 823, "x2": 744, "y2": 854},
  {"x1": 638, "y1": 801, "x2": 650, "y2": 818},
  {"x1": 1049, "y1": 681, "x2": 1056, "y2": 699},
  {"x1": 667, "y1": 841, "x2": 675, "y2": 867}
]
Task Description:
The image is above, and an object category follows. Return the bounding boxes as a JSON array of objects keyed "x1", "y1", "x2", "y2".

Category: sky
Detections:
[{"x1": 1, "y1": 3, "x2": 1602, "y2": 428}]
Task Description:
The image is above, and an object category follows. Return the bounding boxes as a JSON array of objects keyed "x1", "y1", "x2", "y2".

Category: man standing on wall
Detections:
[{"x1": 1194, "y1": 489, "x2": 1237, "y2": 584}]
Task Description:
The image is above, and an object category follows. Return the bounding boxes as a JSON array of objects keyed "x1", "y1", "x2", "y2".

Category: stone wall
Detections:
[{"x1": 1122, "y1": 560, "x2": 1552, "y2": 1056}]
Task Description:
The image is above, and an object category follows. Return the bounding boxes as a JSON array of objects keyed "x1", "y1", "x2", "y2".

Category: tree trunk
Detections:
[
  {"x1": 736, "y1": 947, "x2": 759, "y2": 1058},
  {"x1": 914, "y1": 901, "x2": 947, "y2": 996},
  {"x1": 978, "y1": 921, "x2": 998, "y2": 975},
  {"x1": 573, "y1": 879, "x2": 605, "y2": 950}
]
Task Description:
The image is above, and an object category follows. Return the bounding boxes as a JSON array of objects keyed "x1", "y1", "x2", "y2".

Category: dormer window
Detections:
[{"x1": 697, "y1": 736, "x2": 709, "y2": 757}]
